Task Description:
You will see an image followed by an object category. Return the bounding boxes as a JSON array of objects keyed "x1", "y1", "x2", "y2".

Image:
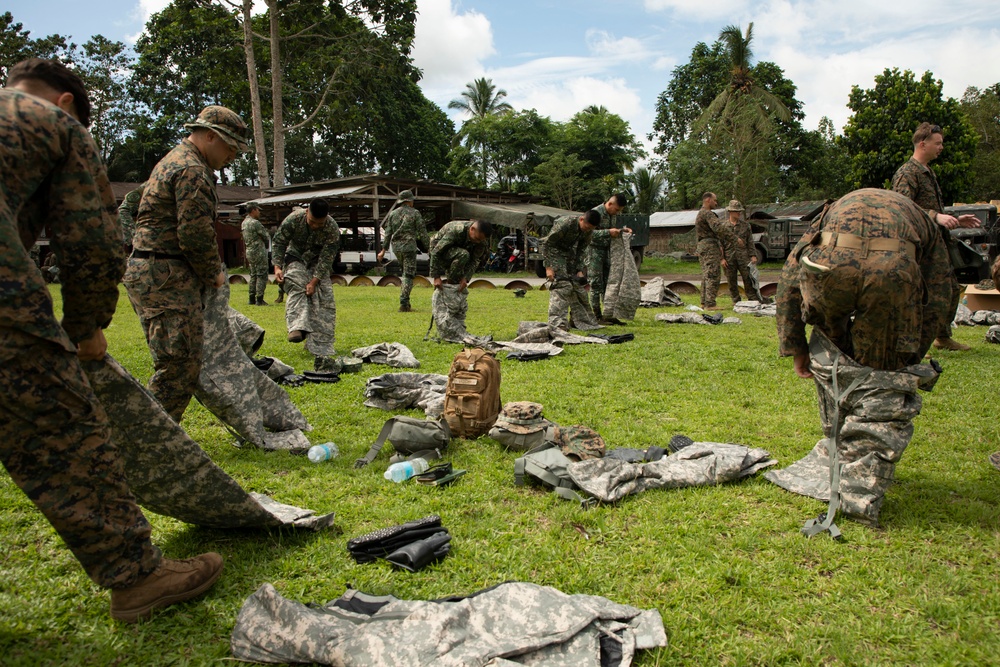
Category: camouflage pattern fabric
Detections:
[
  {"x1": 118, "y1": 185, "x2": 143, "y2": 250},
  {"x1": 363, "y1": 372, "x2": 448, "y2": 417},
  {"x1": 655, "y1": 312, "x2": 741, "y2": 325},
  {"x1": 1, "y1": 90, "x2": 160, "y2": 589},
  {"x1": 695, "y1": 207, "x2": 736, "y2": 307},
  {"x1": 85, "y1": 355, "x2": 332, "y2": 529},
  {"x1": 639, "y1": 277, "x2": 684, "y2": 307},
  {"x1": 764, "y1": 329, "x2": 938, "y2": 527},
  {"x1": 724, "y1": 218, "x2": 764, "y2": 302},
  {"x1": 542, "y1": 214, "x2": 591, "y2": 277},
  {"x1": 228, "y1": 308, "x2": 265, "y2": 356},
  {"x1": 242, "y1": 214, "x2": 270, "y2": 301},
  {"x1": 585, "y1": 204, "x2": 615, "y2": 311},
  {"x1": 553, "y1": 425, "x2": 606, "y2": 460},
  {"x1": 351, "y1": 342, "x2": 420, "y2": 368},
  {"x1": 603, "y1": 231, "x2": 641, "y2": 320},
  {"x1": 430, "y1": 283, "x2": 469, "y2": 342},
  {"x1": 230, "y1": 581, "x2": 666, "y2": 666},
  {"x1": 733, "y1": 301, "x2": 777, "y2": 317},
  {"x1": 568, "y1": 442, "x2": 777, "y2": 503},
  {"x1": 283, "y1": 261, "x2": 336, "y2": 357},
  {"x1": 547, "y1": 278, "x2": 599, "y2": 331},
  {"x1": 776, "y1": 189, "x2": 952, "y2": 369},
  {"x1": 382, "y1": 205, "x2": 428, "y2": 307},
  {"x1": 492, "y1": 340, "x2": 564, "y2": 357},
  {"x1": 892, "y1": 157, "x2": 962, "y2": 340},
  {"x1": 428, "y1": 220, "x2": 487, "y2": 283},
  {"x1": 512, "y1": 321, "x2": 606, "y2": 345},
  {"x1": 271, "y1": 209, "x2": 341, "y2": 282}
]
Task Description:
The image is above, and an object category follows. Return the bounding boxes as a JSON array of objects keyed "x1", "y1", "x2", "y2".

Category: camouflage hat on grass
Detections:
[
  {"x1": 494, "y1": 401, "x2": 547, "y2": 434},
  {"x1": 726, "y1": 199, "x2": 744, "y2": 212},
  {"x1": 185, "y1": 105, "x2": 250, "y2": 151},
  {"x1": 553, "y1": 425, "x2": 605, "y2": 460},
  {"x1": 397, "y1": 190, "x2": 415, "y2": 202}
]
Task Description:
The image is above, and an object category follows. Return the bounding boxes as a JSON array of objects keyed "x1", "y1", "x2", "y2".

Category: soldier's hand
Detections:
[
  {"x1": 935, "y1": 213, "x2": 960, "y2": 230},
  {"x1": 458, "y1": 278, "x2": 468, "y2": 291},
  {"x1": 623, "y1": 227, "x2": 632, "y2": 234},
  {"x1": 545, "y1": 267, "x2": 555, "y2": 280},
  {"x1": 957, "y1": 214, "x2": 981, "y2": 229},
  {"x1": 433, "y1": 277, "x2": 443, "y2": 289},
  {"x1": 609, "y1": 228, "x2": 621, "y2": 238},
  {"x1": 721, "y1": 259, "x2": 729, "y2": 269},
  {"x1": 793, "y1": 353, "x2": 813, "y2": 379},
  {"x1": 214, "y1": 271, "x2": 226, "y2": 288},
  {"x1": 77, "y1": 329, "x2": 108, "y2": 361},
  {"x1": 274, "y1": 266, "x2": 284, "y2": 283},
  {"x1": 306, "y1": 278, "x2": 319, "y2": 297}
]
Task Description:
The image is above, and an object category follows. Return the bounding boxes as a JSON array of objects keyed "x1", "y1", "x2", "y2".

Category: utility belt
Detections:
[
  {"x1": 132, "y1": 250, "x2": 186, "y2": 261},
  {"x1": 819, "y1": 231, "x2": 916, "y2": 261}
]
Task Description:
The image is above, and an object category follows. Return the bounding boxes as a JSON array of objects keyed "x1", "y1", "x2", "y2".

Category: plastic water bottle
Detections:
[
  {"x1": 383, "y1": 457, "x2": 429, "y2": 483},
  {"x1": 307, "y1": 442, "x2": 339, "y2": 463}
]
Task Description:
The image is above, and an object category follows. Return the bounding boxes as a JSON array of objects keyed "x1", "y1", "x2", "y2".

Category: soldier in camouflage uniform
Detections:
[
  {"x1": 892, "y1": 122, "x2": 981, "y2": 352},
  {"x1": 773, "y1": 188, "x2": 952, "y2": 527},
  {"x1": 124, "y1": 105, "x2": 248, "y2": 423},
  {"x1": 428, "y1": 219, "x2": 492, "y2": 342},
  {"x1": 695, "y1": 191, "x2": 737, "y2": 310},
  {"x1": 377, "y1": 190, "x2": 428, "y2": 312},
  {"x1": 722, "y1": 199, "x2": 765, "y2": 303},
  {"x1": 2, "y1": 58, "x2": 222, "y2": 623},
  {"x1": 241, "y1": 203, "x2": 270, "y2": 306},
  {"x1": 542, "y1": 209, "x2": 600, "y2": 330},
  {"x1": 272, "y1": 198, "x2": 341, "y2": 370},
  {"x1": 118, "y1": 184, "x2": 143, "y2": 254},
  {"x1": 585, "y1": 193, "x2": 630, "y2": 321}
]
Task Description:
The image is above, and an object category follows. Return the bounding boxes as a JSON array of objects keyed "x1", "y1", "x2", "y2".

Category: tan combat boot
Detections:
[
  {"x1": 933, "y1": 337, "x2": 971, "y2": 351},
  {"x1": 111, "y1": 552, "x2": 223, "y2": 623}
]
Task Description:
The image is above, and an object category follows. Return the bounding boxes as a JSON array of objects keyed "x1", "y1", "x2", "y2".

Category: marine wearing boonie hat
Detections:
[
  {"x1": 184, "y1": 105, "x2": 250, "y2": 151},
  {"x1": 397, "y1": 190, "x2": 415, "y2": 202},
  {"x1": 726, "y1": 199, "x2": 744, "y2": 212}
]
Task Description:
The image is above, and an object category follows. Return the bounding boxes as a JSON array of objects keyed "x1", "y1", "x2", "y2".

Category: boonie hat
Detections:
[
  {"x1": 397, "y1": 190, "x2": 415, "y2": 202},
  {"x1": 185, "y1": 105, "x2": 250, "y2": 151},
  {"x1": 493, "y1": 401, "x2": 546, "y2": 434},
  {"x1": 553, "y1": 425, "x2": 605, "y2": 460},
  {"x1": 726, "y1": 199, "x2": 744, "y2": 212}
]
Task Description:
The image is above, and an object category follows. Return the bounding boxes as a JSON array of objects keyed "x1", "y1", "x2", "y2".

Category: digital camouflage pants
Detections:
[
  {"x1": 586, "y1": 246, "x2": 610, "y2": 311},
  {"x1": 548, "y1": 279, "x2": 599, "y2": 331},
  {"x1": 0, "y1": 331, "x2": 161, "y2": 588},
  {"x1": 697, "y1": 239, "x2": 723, "y2": 307},
  {"x1": 397, "y1": 250, "x2": 416, "y2": 307},
  {"x1": 123, "y1": 257, "x2": 206, "y2": 422},
  {"x1": 431, "y1": 283, "x2": 468, "y2": 342},
  {"x1": 283, "y1": 261, "x2": 336, "y2": 357}
]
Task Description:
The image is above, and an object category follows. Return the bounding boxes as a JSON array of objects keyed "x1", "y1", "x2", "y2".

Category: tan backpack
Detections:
[{"x1": 442, "y1": 347, "x2": 501, "y2": 439}]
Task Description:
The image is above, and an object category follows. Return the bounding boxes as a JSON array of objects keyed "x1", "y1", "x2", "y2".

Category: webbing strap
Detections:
[
  {"x1": 423, "y1": 313, "x2": 435, "y2": 341},
  {"x1": 552, "y1": 486, "x2": 597, "y2": 509},
  {"x1": 802, "y1": 352, "x2": 872, "y2": 539},
  {"x1": 354, "y1": 418, "x2": 396, "y2": 468}
]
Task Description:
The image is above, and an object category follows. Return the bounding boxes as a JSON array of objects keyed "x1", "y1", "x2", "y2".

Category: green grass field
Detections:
[{"x1": 1, "y1": 282, "x2": 998, "y2": 665}]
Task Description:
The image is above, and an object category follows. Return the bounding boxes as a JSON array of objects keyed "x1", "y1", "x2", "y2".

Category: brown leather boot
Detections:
[
  {"x1": 111, "y1": 553, "x2": 223, "y2": 623},
  {"x1": 933, "y1": 337, "x2": 971, "y2": 351}
]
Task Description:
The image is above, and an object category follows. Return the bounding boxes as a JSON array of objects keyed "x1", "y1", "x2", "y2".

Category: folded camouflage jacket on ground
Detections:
[
  {"x1": 364, "y1": 372, "x2": 448, "y2": 417},
  {"x1": 352, "y1": 342, "x2": 420, "y2": 368},
  {"x1": 639, "y1": 277, "x2": 684, "y2": 307},
  {"x1": 231, "y1": 581, "x2": 666, "y2": 666}
]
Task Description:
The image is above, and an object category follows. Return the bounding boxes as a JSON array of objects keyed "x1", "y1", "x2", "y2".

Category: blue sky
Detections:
[{"x1": 10, "y1": 0, "x2": 1000, "y2": 157}]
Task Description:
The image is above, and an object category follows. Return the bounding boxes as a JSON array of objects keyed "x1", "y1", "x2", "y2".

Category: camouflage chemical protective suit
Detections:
[
  {"x1": 542, "y1": 215, "x2": 599, "y2": 330},
  {"x1": 272, "y1": 208, "x2": 340, "y2": 359},
  {"x1": 770, "y1": 188, "x2": 952, "y2": 527},
  {"x1": 382, "y1": 205, "x2": 428, "y2": 309},
  {"x1": 428, "y1": 220, "x2": 488, "y2": 342},
  {"x1": 242, "y1": 212, "x2": 270, "y2": 304},
  {"x1": 0, "y1": 90, "x2": 162, "y2": 589},
  {"x1": 695, "y1": 206, "x2": 736, "y2": 308}
]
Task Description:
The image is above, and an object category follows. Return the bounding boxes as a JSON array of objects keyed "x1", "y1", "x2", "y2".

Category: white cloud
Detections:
[
  {"x1": 643, "y1": 0, "x2": 746, "y2": 19},
  {"x1": 412, "y1": 0, "x2": 496, "y2": 99}
]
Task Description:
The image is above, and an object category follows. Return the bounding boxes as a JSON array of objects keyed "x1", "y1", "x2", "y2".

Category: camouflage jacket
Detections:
[
  {"x1": 891, "y1": 157, "x2": 944, "y2": 217},
  {"x1": 587, "y1": 202, "x2": 616, "y2": 249},
  {"x1": 272, "y1": 209, "x2": 341, "y2": 280},
  {"x1": 429, "y1": 220, "x2": 487, "y2": 280},
  {"x1": 725, "y1": 218, "x2": 755, "y2": 262},
  {"x1": 241, "y1": 216, "x2": 269, "y2": 256},
  {"x1": 695, "y1": 207, "x2": 736, "y2": 255},
  {"x1": 0, "y1": 90, "x2": 124, "y2": 353},
  {"x1": 542, "y1": 215, "x2": 591, "y2": 276},
  {"x1": 776, "y1": 188, "x2": 952, "y2": 361},
  {"x1": 382, "y1": 205, "x2": 428, "y2": 254},
  {"x1": 133, "y1": 139, "x2": 221, "y2": 287},
  {"x1": 118, "y1": 185, "x2": 143, "y2": 247}
]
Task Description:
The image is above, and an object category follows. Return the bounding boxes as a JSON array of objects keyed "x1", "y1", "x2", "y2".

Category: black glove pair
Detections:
[{"x1": 347, "y1": 515, "x2": 451, "y2": 572}]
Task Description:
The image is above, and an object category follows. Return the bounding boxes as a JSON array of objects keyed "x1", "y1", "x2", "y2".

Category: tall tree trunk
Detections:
[
  {"x1": 240, "y1": 0, "x2": 270, "y2": 189},
  {"x1": 269, "y1": 0, "x2": 286, "y2": 186}
]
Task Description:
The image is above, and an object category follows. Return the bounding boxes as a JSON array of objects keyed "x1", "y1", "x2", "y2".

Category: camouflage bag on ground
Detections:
[
  {"x1": 514, "y1": 426, "x2": 605, "y2": 507},
  {"x1": 488, "y1": 401, "x2": 555, "y2": 452},
  {"x1": 354, "y1": 416, "x2": 451, "y2": 468},
  {"x1": 442, "y1": 347, "x2": 502, "y2": 439}
]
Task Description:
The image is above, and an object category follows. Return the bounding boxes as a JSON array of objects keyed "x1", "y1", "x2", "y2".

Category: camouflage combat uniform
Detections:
[
  {"x1": 695, "y1": 206, "x2": 736, "y2": 308},
  {"x1": 242, "y1": 213, "x2": 270, "y2": 304},
  {"x1": 428, "y1": 220, "x2": 488, "y2": 342},
  {"x1": 0, "y1": 90, "x2": 161, "y2": 589},
  {"x1": 382, "y1": 205, "x2": 428, "y2": 308},
  {"x1": 892, "y1": 157, "x2": 961, "y2": 340},
  {"x1": 123, "y1": 138, "x2": 222, "y2": 422},
  {"x1": 117, "y1": 185, "x2": 143, "y2": 253},
  {"x1": 272, "y1": 209, "x2": 341, "y2": 359},
  {"x1": 585, "y1": 203, "x2": 616, "y2": 312},
  {"x1": 777, "y1": 188, "x2": 952, "y2": 370},
  {"x1": 723, "y1": 217, "x2": 764, "y2": 302},
  {"x1": 542, "y1": 215, "x2": 599, "y2": 330}
]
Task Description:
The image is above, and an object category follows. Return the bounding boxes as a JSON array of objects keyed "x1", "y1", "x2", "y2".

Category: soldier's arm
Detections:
[
  {"x1": 381, "y1": 210, "x2": 396, "y2": 248},
  {"x1": 417, "y1": 217, "x2": 430, "y2": 252},
  {"x1": 313, "y1": 223, "x2": 341, "y2": 281},
  {"x1": 271, "y1": 217, "x2": 293, "y2": 269},
  {"x1": 175, "y1": 167, "x2": 222, "y2": 286},
  {"x1": 428, "y1": 228, "x2": 455, "y2": 278},
  {"x1": 775, "y1": 251, "x2": 808, "y2": 366},
  {"x1": 891, "y1": 170, "x2": 938, "y2": 219},
  {"x1": 47, "y1": 125, "x2": 125, "y2": 344}
]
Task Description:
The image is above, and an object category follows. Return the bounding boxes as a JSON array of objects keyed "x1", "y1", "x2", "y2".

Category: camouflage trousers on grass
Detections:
[
  {"x1": 548, "y1": 279, "x2": 599, "y2": 331},
  {"x1": 697, "y1": 239, "x2": 723, "y2": 307},
  {"x1": 764, "y1": 330, "x2": 938, "y2": 527},
  {"x1": 283, "y1": 261, "x2": 336, "y2": 357},
  {"x1": 397, "y1": 250, "x2": 416, "y2": 307},
  {"x1": 0, "y1": 330, "x2": 161, "y2": 588},
  {"x1": 431, "y1": 283, "x2": 468, "y2": 342}
]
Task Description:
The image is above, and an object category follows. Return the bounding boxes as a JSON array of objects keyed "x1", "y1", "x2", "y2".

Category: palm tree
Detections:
[
  {"x1": 448, "y1": 77, "x2": 513, "y2": 118},
  {"x1": 625, "y1": 167, "x2": 665, "y2": 215}
]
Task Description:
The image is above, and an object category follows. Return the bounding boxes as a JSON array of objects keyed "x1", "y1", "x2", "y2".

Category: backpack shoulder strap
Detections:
[{"x1": 354, "y1": 417, "x2": 397, "y2": 468}]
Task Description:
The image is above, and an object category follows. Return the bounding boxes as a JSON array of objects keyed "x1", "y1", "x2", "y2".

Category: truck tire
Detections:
[
  {"x1": 534, "y1": 259, "x2": 546, "y2": 278},
  {"x1": 631, "y1": 248, "x2": 644, "y2": 268},
  {"x1": 754, "y1": 245, "x2": 766, "y2": 265}
]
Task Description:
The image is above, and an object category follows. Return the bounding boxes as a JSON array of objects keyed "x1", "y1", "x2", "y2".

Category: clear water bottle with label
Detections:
[
  {"x1": 307, "y1": 442, "x2": 339, "y2": 463},
  {"x1": 383, "y1": 457, "x2": 429, "y2": 483}
]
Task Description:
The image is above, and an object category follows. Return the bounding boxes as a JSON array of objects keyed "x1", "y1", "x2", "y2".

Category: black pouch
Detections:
[
  {"x1": 507, "y1": 350, "x2": 550, "y2": 362},
  {"x1": 303, "y1": 370, "x2": 341, "y2": 383},
  {"x1": 383, "y1": 531, "x2": 452, "y2": 572},
  {"x1": 347, "y1": 515, "x2": 445, "y2": 563}
]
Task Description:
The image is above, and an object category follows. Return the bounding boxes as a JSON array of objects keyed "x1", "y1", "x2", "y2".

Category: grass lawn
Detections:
[{"x1": 1, "y1": 281, "x2": 998, "y2": 665}]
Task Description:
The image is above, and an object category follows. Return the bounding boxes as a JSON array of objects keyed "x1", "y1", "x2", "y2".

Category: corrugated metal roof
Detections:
[
  {"x1": 246, "y1": 184, "x2": 367, "y2": 206},
  {"x1": 650, "y1": 208, "x2": 727, "y2": 228}
]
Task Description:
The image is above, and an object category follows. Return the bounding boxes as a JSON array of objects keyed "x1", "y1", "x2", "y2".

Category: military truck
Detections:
[{"x1": 749, "y1": 203, "x2": 825, "y2": 264}]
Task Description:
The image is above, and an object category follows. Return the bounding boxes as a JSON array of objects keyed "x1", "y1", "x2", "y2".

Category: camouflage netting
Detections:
[
  {"x1": 603, "y1": 232, "x2": 641, "y2": 321},
  {"x1": 764, "y1": 330, "x2": 939, "y2": 527},
  {"x1": 231, "y1": 581, "x2": 666, "y2": 666},
  {"x1": 85, "y1": 356, "x2": 334, "y2": 530}
]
